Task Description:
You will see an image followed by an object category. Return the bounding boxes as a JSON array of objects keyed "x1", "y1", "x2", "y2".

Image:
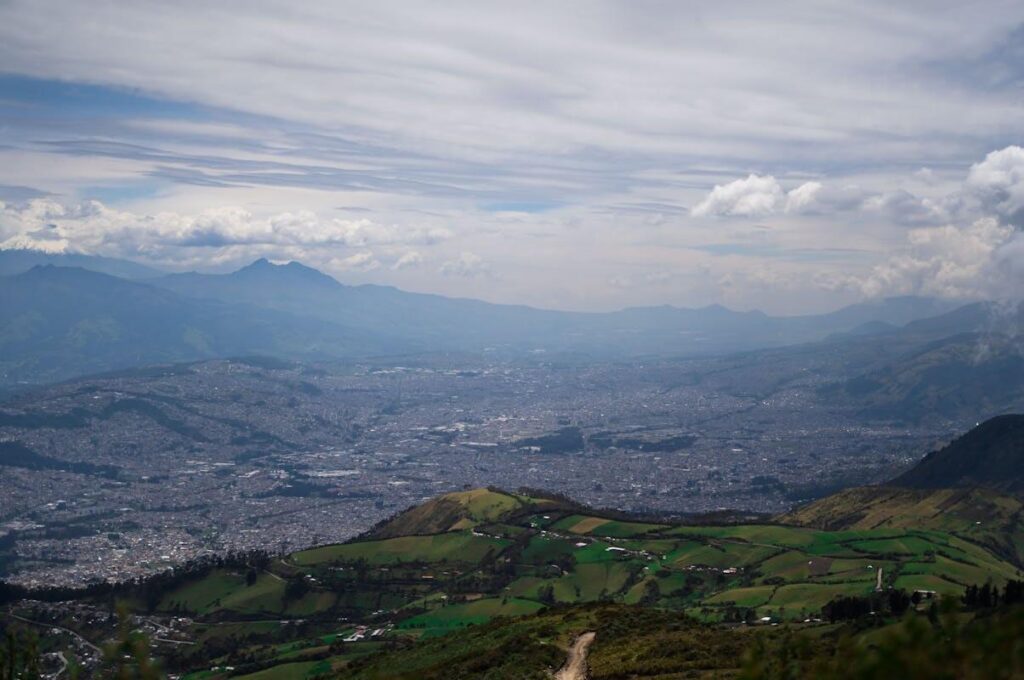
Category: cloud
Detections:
[
  {"x1": 692, "y1": 171, "x2": 959, "y2": 226},
  {"x1": 859, "y1": 217, "x2": 1017, "y2": 299},
  {"x1": 691, "y1": 175, "x2": 825, "y2": 217},
  {"x1": 966, "y1": 145, "x2": 1024, "y2": 226},
  {"x1": 2, "y1": 4, "x2": 1024, "y2": 313},
  {"x1": 861, "y1": 189, "x2": 949, "y2": 226},
  {"x1": 691, "y1": 174, "x2": 783, "y2": 217},
  {"x1": 0, "y1": 199, "x2": 452, "y2": 264},
  {"x1": 439, "y1": 252, "x2": 489, "y2": 278},
  {"x1": 330, "y1": 251, "x2": 380, "y2": 272},
  {"x1": 852, "y1": 144, "x2": 1024, "y2": 301},
  {"x1": 391, "y1": 251, "x2": 423, "y2": 270},
  {"x1": 2, "y1": 3, "x2": 1023, "y2": 214},
  {"x1": 784, "y1": 181, "x2": 823, "y2": 213}
]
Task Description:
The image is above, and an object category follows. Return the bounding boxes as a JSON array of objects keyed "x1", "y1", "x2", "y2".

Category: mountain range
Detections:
[{"x1": 0, "y1": 249, "x2": 990, "y2": 388}]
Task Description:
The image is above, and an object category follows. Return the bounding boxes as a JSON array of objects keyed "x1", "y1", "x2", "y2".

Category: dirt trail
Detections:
[{"x1": 555, "y1": 631, "x2": 596, "y2": 680}]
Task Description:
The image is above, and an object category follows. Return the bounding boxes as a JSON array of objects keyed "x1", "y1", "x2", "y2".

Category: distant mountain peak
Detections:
[
  {"x1": 0, "y1": 249, "x2": 163, "y2": 280},
  {"x1": 233, "y1": 258, "x2": 341, "y2": 287}
]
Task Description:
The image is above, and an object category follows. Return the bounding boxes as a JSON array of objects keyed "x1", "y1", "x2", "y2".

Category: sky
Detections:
[{"x1": 1, "y1": 1, "x2": 1024, "y2": 314}]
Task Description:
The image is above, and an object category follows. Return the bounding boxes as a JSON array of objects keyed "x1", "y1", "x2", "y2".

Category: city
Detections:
[{"x1": 0, "y1": 353, "x2": 950, "y2": 588}]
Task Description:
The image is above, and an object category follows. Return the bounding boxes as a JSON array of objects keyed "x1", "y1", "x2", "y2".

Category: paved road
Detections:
[
  {"x1": 555, "y1": 631, "x2": 596, "y2": 680},
  {"x1": 53, "y1": 651, "x2": 68, "y2": 679}
]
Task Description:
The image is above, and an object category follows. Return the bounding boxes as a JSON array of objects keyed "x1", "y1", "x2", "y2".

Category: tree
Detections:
[
  {"x1": 640, "y1": 579, "x2": 661, "y2": 606},
  {"x1": 284, "y1": 575, "x2": 310, "y2": 602},
  {"x1": 0, "y1": 630, "x2": 40, "y2": 680},
  {"x1": 100, "y1": 607, "x2": 161, "y2": 679}
]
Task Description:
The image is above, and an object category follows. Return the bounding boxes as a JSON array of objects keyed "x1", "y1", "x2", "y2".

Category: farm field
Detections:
[{"x1": 291, "y1": 530, "x2": 510, "y2": 567}]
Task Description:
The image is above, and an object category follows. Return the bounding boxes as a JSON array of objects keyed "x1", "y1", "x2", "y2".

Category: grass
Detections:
[
  {"x1": 768, "y1": 582, "x2": 874, "y2": 612},
  {"x1": 555, "y1": 561, "x2": 638, "y2": 602},
  {"x1": 233, "y1": 659, "x2": 332, "y2": 680},
  {"x1": 397, "y1": 597, "x2": 544, "y2": 632},
  {"x1": 159, "y1": 570, "x2": 247, "y2": 614},
  {"x1": 519, "y1": 535, "x2": 577, "y2": 564},
  {"x1": 590, "y1": 519, "x2": 669, "y2": 537},
  {"x1": 667, "y1": 540, "x2": 777, "y2": 569},
  {"x1": 893, "y1": 573, "x2": 963, "y2": 594},
  {"x1": 704, "y1": 586, "x2": 775, "y2": 607},
  {"x1": 292, "y1": 531, "x2": 509, "y2": 567},
  {"x1": 216, "y1": 573, "x2": 286, "y2": 614}
]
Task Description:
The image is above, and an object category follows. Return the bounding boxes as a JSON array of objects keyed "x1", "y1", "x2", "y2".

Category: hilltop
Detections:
[{"x1": 364, "y1": 488, "x2": 566, "y2": 539}]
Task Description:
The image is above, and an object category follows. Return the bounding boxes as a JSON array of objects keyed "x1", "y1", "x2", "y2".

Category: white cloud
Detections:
[
  {"x1": 913, "y1": 167, "x2": 938, "y2": 185},
  {"x1": 0, "y1": 199, "x2": 451, "y2": 265},
  {"x1": 784, "y1": 181, "x2": 823, "y2": 213},
  {"x1": 330, "y1": 251, "x2": 380, "y2": 272},
  {"x1": 860, "y1": 217, "x2": 1017, "y2": 299},
  {"x1": 692, "y1": 175, "x2": 825, "y2": 217},
  {"x1": 966, "y1": 145, "x2": 1024, "y2": 226},
  {"x1": 391, "y1": 251, "x2": 423, "y2": 270},
  {"x1": 691, "y1": 174, "x2": 784, "y2": 217},
  {"x1": 440, "y1": 252, "x2": 489, "y2": 278},
  {"x1": 851, "y1": 144, "x2": 1024, "y2": 301}
]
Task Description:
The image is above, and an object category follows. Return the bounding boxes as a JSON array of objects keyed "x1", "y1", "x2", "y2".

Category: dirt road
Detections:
[{"x1": 555, "y1": 631, "x2": 596, "y2": 680}]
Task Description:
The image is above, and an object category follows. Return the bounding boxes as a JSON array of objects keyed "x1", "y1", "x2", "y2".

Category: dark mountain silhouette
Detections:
[{"x1": 893, "y1": 414, "x2": 1024, "y2": 493}]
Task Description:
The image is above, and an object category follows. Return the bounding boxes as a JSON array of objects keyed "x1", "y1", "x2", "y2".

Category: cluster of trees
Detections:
[
  {"x1": 821, "y1": 589, "x2": 912, "y2": 622},
  {"x1": 963, "y1": 579, "x2": 1024, "y2": 608},
  {"x1": 0, "y1": 631, "x2": 40, "y2": 680}
]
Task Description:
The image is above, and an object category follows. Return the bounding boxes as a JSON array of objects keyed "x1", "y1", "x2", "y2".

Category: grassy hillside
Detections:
[
  {"x1": 778, "y1": 486, "x2": 1024, "y2": 566},
  {"x1": 365, "y1": 488, "x2": 561, "y2": 539}
]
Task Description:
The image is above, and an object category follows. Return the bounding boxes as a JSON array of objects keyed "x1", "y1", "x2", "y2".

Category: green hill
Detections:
[{"x1": 364, "y1": 488, "x2": 564, "y2": 539}]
